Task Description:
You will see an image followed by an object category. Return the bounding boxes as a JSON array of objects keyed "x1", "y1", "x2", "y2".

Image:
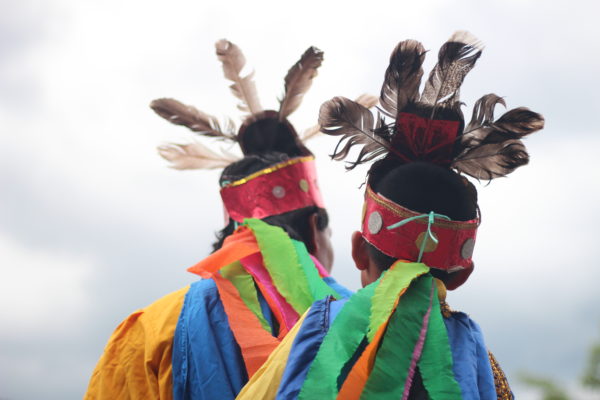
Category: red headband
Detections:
[
  {"x1": 361, "y1": 186, "x2": 479, "y2": 290},
  {"x1": 220, "y1": 156, "x2": 325, "y2": 222}
]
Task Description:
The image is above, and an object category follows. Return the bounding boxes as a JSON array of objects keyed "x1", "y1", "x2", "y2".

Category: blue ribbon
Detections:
[{"x1": 386, "y1": 211, "x2": 451, "y2": 262}]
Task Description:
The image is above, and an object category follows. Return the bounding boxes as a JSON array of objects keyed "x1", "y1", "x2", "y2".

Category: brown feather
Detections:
[
  {"x1": 301, "y1": 94, "x2": 379, "y2": 142},
  {"x1": 278, "y1": 46, "x2": 324, "y2": 119},
  {"x1": 462, "y1": 96, "x2": 544, "y2": 147},
  {"x1": 150, "y1": 98, "x2": 236, "y2": 139},
  {"x1": 319, "y1": 96, "x2": 391, "y2": 168},
  {"x1": 215, "y1": 39, "x2": 262, "y2": 115},
  {"x1": 379, "y1": 40, "x2": 426, "y2": 118},
  {"x1": 157, "y1": 142, "x2": 240, "y2": 170},
  {"x1": 465, "y1": 93, "x2": 506, "y2": 134},
  {"x1": 420, "y1": 31, "x2": 483, "y2": 115},
  {"x1": 456, "y1": 96, "x2": 544, "y2": 179},
  {"x1": 452, "y1": 139, "x2": 529, "y2": 180}
]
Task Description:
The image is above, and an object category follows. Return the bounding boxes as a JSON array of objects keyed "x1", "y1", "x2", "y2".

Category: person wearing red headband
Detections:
[
  {"x1": 84, "y1": 40, "x2": 363, "y2": 400},
  {"x1": 237, "y1": 31, "x2": 544, "y2": 399}
]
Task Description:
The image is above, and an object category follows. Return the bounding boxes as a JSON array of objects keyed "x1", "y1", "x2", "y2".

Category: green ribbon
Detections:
[
  {"x1": 291, "y1": 239, "x2": 341, "y2": 300},
  {"x1": 417, "y1": 293, "x2": 463, "y2": 399},
  {"x1": 367, "y1": 261, "x2": 429, "y2": 341},
  {"x1": 299, "y1": 279, "x2": 380, "y2": 400},
  {"x1": 220, "y1": 261, "x2": 272, "y2": 333},
  {"x1": 244, "y1": 218, "x2": 337, "y2": 315},
  {"x1": 360, "y1": 275, "x2": 434, "y2": 399},
  {"x1": 386, "y1": 211, "x2": 451, "y2": 262}
]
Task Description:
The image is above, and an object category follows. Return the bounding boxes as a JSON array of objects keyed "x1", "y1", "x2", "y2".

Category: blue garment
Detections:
[
  {"x1": 444, "y1": 312, "x2": 497, "y2": 399},
  {"x1": 173, "y1": 277, "x2": 351, "y2": 400},
  {"x1": 323, "y1": 277, "x2": 353, "y2": 300},
  {"x1": 276, "y1": 298, "x2": 348, "y2": 400},
  {"x1": 276, "y1": 299, "x2": 497, "y2": 400},
  {"x1": 172, "y1": 279, "x2": 249, "y2": 400}
]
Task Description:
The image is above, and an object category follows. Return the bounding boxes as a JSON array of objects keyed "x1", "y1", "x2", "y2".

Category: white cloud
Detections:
[{"x1": 0, "y1": 232, "x2": 94, "y2": 336}]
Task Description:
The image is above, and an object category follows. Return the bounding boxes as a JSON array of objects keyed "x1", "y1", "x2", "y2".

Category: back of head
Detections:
[
  {"x1": 370, "y1": 161, "x2": 477, "y2": 223},
  {"x1": 367, "y1": 161, "x2": 478, "y2": 282},
  {"x1": 214, "y1": 146, "x2": 328, "y2": 254}
]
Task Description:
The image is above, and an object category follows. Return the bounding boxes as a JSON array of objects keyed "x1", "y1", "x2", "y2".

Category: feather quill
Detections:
[
  {"x1": 379, "y1": 40, "x2": 426, "y2": 118},
  {"x1": 150, "y1": 98, "x2": 236, "y2": 139},
  {"x1": 319, "y1": 96, "x2": 392, "y2": 168},
  {"x1": 278, "y1": 46, "x2": 324, "y2": 119},
  {"x1": 420, "y1": 31, "x2": 483, "y2": 115},
  {"x1": 301, "y1": 94, "x2": 379, "y2": 142},
  {"x1": 157, "y1": 142, "x2": 240, "y2": 170},
  {"x1": 215, "y1": 39, "x2": 262, "y2": 115}
]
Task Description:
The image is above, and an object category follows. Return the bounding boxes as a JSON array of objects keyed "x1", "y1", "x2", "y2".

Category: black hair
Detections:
[
  {"x1": 238, "y1": 114, "x2": 309, "y2": 157},
  {"x1": 367, "y1": 161, "x2": 478, "y2": 276},
  {"x1": 211, "y1": 117, "x2": 328, "y2": 252}
]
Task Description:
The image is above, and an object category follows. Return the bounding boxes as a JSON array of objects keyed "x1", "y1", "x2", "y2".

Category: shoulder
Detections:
[
  {"x1": 132, "y1": 285, "x2": 190, "y2": 338},
  {"x1": 85, "y1": 286, "x2": 190, "y2": 399},
  {"x1": 99, "y1": 285, "x2": 190, "y2": 351}
]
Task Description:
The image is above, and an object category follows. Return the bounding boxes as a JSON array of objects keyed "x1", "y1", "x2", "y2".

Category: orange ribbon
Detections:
[
  {"x1": 336, "y1": 295, "x2": 402, "y2": 400},
  {"x1": 187, "y1": 227, "x2": 260, "y2": 278},
  {"x1": 212, "y1": 273, "x2": 281, "y2": 378}
]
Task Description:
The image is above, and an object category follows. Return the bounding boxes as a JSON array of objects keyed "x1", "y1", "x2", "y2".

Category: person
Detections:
[
  {"x1": 236, "y1": 31, "x2": 544, "y2": 399},
  {"x1": 84, "y1": 39, "x2": 357, "y2": 400}
]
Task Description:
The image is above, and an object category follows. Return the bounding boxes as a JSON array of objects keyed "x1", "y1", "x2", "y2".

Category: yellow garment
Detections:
[
  {"x1": 235, "y1": 311, "x2": 308, "y2": 400},
  {"x1": 84, "y1": 286, "x2": 189, "y2": 400}
]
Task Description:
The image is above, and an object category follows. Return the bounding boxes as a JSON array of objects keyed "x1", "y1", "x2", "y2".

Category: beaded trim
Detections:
[{"x1": 488, "y1": 351, "x2": 514, "y2": 400}]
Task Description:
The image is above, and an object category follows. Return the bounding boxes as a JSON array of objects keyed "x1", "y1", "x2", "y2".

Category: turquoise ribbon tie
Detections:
[{"x1": 386, "y1": 211, "x2": 451, "y2": 262}]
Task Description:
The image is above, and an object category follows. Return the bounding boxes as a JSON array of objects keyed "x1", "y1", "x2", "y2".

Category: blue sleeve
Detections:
[
  {"x1": 276, "y1": 298, "x2": 332, "y2": 400},
  {"x1": 172, "y1": 279, "x2": 248, "y2": 400},
  {"x1": 323, "y1": 276, "x2": 354, "y2": 299}
]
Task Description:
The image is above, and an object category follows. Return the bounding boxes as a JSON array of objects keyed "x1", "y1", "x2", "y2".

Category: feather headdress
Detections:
[
  {"x1": 151, "y1": 40, "x2": 344, "y2": 169},
  {"x1": 319, "y1": 31, "x2": 544, "y2": 180}
]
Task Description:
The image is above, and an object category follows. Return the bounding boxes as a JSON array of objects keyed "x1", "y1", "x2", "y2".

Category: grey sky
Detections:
[{"x1": 1, "y1": 0, "x2": 599, "y2": 398}]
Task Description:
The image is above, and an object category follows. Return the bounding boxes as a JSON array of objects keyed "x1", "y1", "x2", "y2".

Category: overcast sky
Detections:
[{"x1": 1, "y1": 0, "x2": 599, "y2": 399}]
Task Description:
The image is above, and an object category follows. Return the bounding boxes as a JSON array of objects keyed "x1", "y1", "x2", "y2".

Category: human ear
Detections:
[
  {"x1": 351, "y1": 231, "x2": 370, "y2": 271},
  {"x1": 308, "y1": 212, "x2": 334, "y2": 272}
]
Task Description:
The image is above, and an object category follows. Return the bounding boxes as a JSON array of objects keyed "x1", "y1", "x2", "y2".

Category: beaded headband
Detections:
[
  {"x1": 362, "y1": 186, "x2": 479, "y2": 290},
  {"x1": 220, "y1": 156, "x2": 325, "y2": 222}
]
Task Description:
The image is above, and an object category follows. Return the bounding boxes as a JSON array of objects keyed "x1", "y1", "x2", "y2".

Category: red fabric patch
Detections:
[{"x1": 393, "y1": 113, "x2": 460, "y2": 166}]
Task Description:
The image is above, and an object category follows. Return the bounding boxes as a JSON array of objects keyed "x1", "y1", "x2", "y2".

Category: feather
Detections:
[
  {"x1": 420, "y1": 31, "x2": 483, "y2": 114},
  {"x1": 465, "y1": 93, "x2": 506, "y2": 133},
  {"x1": 150, "y1": 98, "x2": 236, "y2": 139},
  {"x1": 319, "y1": 96, "x2": 391, "y2": 168},
  {"x1": 300, "y1": 125, "x2": 321, "y2": 141},
  {"x1": 157, "y1": 142, "x2": 240, "y2": 170},
  {"x1": 215, "y1": 39, "x2": 262, "y2": 114},
  {"x1": 462, "y1": 95, "x2": 544, "y2": 147},
  {"x1": 493, "y1": 107, "x2": 545, "y2": 136},
  {"x1": 452, "y1": 139, "x2": 529, "y2": 180},
  {"x1": 379, "y1": 40, "x2": 426, "y2": 118},
  {"x1": 355, "y1": 93, "x2": 379, "y2": 109},
  {"x1": 455, "y1": 97, "x2": 544, "y2": 179},
  {"x1": 300, "y1": 94, "x2": 379, "y2": 142},
  {"x1": 278, "y1": 46, "x2": 324, "y2": 119}
]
